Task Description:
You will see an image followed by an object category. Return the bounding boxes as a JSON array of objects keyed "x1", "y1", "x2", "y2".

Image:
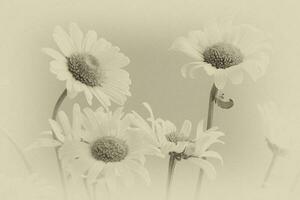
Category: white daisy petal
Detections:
[
  {"x1": 172, "y1": 19, "x2": 271, "y2": 87},
  {"x1": 42, "y1": 48, "x2": 66, "y2": 61},
  {"x1": 83, "y1": 30, "x2": 98, "y2": 52},
  {"x1": 124, "y1": 160, "x2": 151, "y2": 185},
  {"x1": 25, "y1": 138, "x2": 61, "y2": 151},
  {"x1": 227, "y1": 67, "x2": 244, "y2": 84},
  {"x1": 170, "y1": 37, "x2": 203, "y2": 60},
  {"x1": 46, "y1": 24, "x2": 131, "y2": 107},
  {"x1": 69, "y1": 23, "x2": 84, "y2": 51},
  {"x1": 57, "y1": 111, "x2": 72, "y2": 139},
  {"x1": 84, "y1": 88, "x2": 93, "y2": 105},
  {"x1": 201, "y1": 151, "x2": 223, "y2": 164},
  {"x1": 86, "y1": 162, "x2": 105, "y2": 184},
  {"x1": 49, "y1": 119, "x2": 65, "y2": 142},
  {"x1": 49, "y1": 60, "x2": 67, "y2": 74},
  {"x1": 180, "y1": 120, "x2": 192, "y2": 137},
  {"x1": 53, "y1": 26, "x2": 74, "y2": 56}
]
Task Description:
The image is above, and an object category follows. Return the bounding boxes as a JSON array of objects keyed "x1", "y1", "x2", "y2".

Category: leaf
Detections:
[{"x1": 215, "y1": 93, "x2": 234, "y2": 109}]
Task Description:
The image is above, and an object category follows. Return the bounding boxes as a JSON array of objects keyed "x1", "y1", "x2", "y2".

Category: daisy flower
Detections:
[
  {"x1": 258, "y1": 102, "x2": 300, "y2": 187},
  {"x1": 183, "y1": 120, "x2": 224, "y2": 180},
  {"x1": 129, "y1": 102, "x2": 191, "y2": 156},
  {"x1": 171, "y1": 18, "x2": 271, "y2": 89},
  {"x1": 43, "y1": 23, "x2": 131, "y2": 107},
  {"x1": 31, "y1": 104, "x2": 159, "y2": 191},
  {"x1": 258, "y1": 102, "x2": 300, "y2": 155},
  {"x1": 0, "y1": 174, "x2": 59, "y2": 200}
]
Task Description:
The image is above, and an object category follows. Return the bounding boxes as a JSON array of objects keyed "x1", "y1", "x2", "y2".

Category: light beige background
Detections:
[{"x1": 0, "y1": 0, "x2": 300, "y2": 199}]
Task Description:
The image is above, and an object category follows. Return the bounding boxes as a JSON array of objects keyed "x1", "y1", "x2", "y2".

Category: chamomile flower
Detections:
[
  {"x1": 0, "y1": 174, "x2": 59, "y2": 200},
  {"x1": 32, "y1": 104, "x2": 159, "y2": 191},
  {"x1": 130, "y1": 103, "x2": 224, "y2": 179},
  {"x1": 184, "y1": 120, "x2": 224, "y2": 180},
  {"x1": 43, "y1": 23, "x2": 131, "y2": 107},
  {"x1": 171, "y1": 18, "x2": 271, "y2": 89}
]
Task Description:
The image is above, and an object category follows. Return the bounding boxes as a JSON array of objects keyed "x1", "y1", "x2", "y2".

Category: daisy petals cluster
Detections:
[
  {"x1": 171, "y1": 19, "x2": 271, "y2": 89},
  {"x1": 34, "y1": 104, "x2": 159, "y2": 190},
  {"x1": 43, "y1": 23, "x2": 131, "y2": 107},
  {"x1": 129, "y1": 103, "x2": 224, "y2": 179}
]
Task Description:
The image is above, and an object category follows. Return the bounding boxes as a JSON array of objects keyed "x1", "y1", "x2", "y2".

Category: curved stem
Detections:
[
  {"x1": 194, "y1": 84, "x2": 218, "y2": 200},
  {"x1": 52, "y1": 89, "x2": 67, "y2": 120},
  {"x1": 166, "y1": 154, "x2": 177, "y2": 200},
  {"x1": 0, "y1": 127, "x2": 32, "y2": 173},
  {"x1": 51, "y1": 89, "x2": 68, "y2": 200},
  {"x1": 262, "y1": 152, "x2": 278, "y2": 188}
]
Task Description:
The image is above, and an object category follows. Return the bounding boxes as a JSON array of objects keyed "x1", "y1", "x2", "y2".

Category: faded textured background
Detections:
[{"x1": 0, "y1": 0, "x2": 300, "y2": 199}]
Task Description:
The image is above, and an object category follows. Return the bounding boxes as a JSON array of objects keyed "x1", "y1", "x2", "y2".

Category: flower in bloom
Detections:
[
  {"x1": 43, "y1": 23, "x2": 131, "y2": 107},
  {"x1": 258, "y1": 102, "x2": 300, "y2": 156},
  {"x1": 171, "y1": 18, "x2": 271, "y2": 89},
  {"x1": 30, "y1": 104, "x2": 159, "y2": 191},
  {"x1": 129, "y1": 103, "x2": 224, "y2": 179},
  {"x1": 0, "y1": 174, "x2": 59, "y2": 200}
]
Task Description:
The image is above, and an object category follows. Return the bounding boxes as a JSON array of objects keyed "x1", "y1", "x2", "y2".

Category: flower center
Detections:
[
  {"x1": 203, "y1": 42, "x2": 243, "y2": 69},
  {"x1": 90, "y1": 136, "x2": 128, "y2": 163},
  {"x1": 166, "y1": 133, "x2": 189, "y2": 144},
  {"x1": 67, "y1": 53, "x2": 102, "y2": 87}
]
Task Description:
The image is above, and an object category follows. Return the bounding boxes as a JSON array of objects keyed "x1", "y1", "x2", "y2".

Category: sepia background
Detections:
[{"x1": 0, "y1": 0, "x2": 300, "y2": 199}]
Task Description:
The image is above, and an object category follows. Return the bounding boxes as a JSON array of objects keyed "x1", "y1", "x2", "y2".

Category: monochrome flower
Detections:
[
  {"x1": 258, "y1": 102, "x2": 300, "y2": 156},
  {"x1": 171, "y1": 18, "x2": 271, "y2": 89},
  {"x1": 43, "y1": 23, "x2": 131, "y2": 107},
  {"x1": 31, "y1": 104, "x2": 159, "y2": 191},
  {"x1": 130, "y1": 103, "x2": 224, "y2": 179},
  {"x1": 0, "y1": 174, "x2": 59, "y2": 200}
]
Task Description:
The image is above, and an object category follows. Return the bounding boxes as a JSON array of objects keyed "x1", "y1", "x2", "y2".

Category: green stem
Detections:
[
  {"x1": 0, "y1": 127, "x2": 32, "y2": 173},
  {"x1": 51, "y1": 89, "x2": 68, "y2": 200},
  {"x1": 166, "y1": 154, "x2": 177, "y2": 200},
  {"x1": 194, "y1": 84, "x2": 218, "y2": 200},
  {"x1": 262, "y1": 152, "x2": 278, "y2": 188}
]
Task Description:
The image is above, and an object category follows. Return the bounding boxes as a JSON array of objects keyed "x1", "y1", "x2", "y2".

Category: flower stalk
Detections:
[
  {"x1": 262, "y1": 152, "x2": 278, "y2": 188},
  {"x1": 166, "y1": 153, "x2": 177, "y2": 200},
  {"x1": 0, "y1": 127, "x2": 33, "y2": 173},
  {"x1": 51, "y1": 89, "x2": 68, "y2": 200},
  {"x1": 194, "y1": 84, "x2": 218, "y2": 200}
]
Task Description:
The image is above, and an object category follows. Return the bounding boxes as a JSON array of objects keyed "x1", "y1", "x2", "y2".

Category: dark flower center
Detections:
[
  {"x1": 90, "y1": 136, "x2": 128, "y2": 163},
  {"x1": 203, "y1": 42, "x2": 243, "y2": 69},
  {"x1": 67, "y1": 53, "x2": 102, "y2": 87}
]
